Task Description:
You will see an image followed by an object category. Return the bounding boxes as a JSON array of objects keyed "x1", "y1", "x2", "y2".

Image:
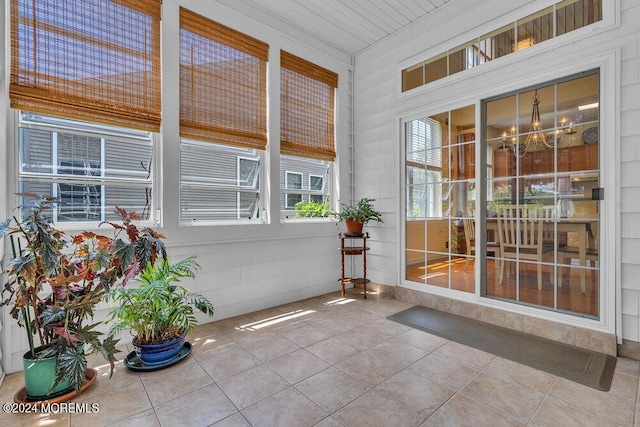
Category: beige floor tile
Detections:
[
  {"x1": 548, "y1": 377, "x2": 635, "y2": 426},
  {"x1": 389, "y1": 329, "x2": 449, "y2": 353},
  {"x1": 362, "y1": 318, "x2": 413, "y2": 338},
  {"x1": 481, "y1": 357, "x2": 555, "y2": 397},
  {"x1": 217, "y1": 365, "x2": 289, "y2": 410},
  {"x1": 427, "y1": 394, "x2": 523, "y2": 427},
  {"x1": 367, "y1": 340, "x2": 429, "y2": 367},
  {"x1": 0, "y1": 371, "x2": 25, "y2": 396},
  {"x1": 280, "y1": 324, "x2": 333, "y2": 347},
  {"x1": 139, "y1": 359, "x2": 212, "y2": 406},
  {"x1": 434, "y1": 341, "x2": 496, "y2": 370},
  {"x1": 295, "y1": 366, "x2": 371, "y2": 413},
  {"x1": 306, "y1": 334, "x2": 362, "y2": 365},
  {"x1": 212, "y1": 314, "x2": 259, "y2": 333},
  {"x1": 407, "y1": 352, "x2": 479, "y2": 391},
  {"x1": 375, "y1": 370, "x2": 455, "y2": 419},
  {"x1": 4, "y1": 412, "x2": 69, "y2": 427},
  {"x1": 198, "y1": 346, "x2": 261, "y2": 381},
  {"x1": 190, "y1": 334, "x2": 240, "y2": 361},
  {"x1": 69, "y1": 381, "x2": 152, "y2": 427},
  {"x1": 460, "y1": 373, "x2": 544, "y2": 423},
  {"x1": 106, "y1": 409, "x2": 159, "y2": 427},
  {"x1": 615, "y1": 357, "x2": 640, "y2": 377},
  {"x1": 241, "y1": 335, "x2": 300, "y2": 362},
  {"x1": 80, "y1": 360, "x2": 141, "y2": 400},
  {"x1": 529, "y1": 398, "x2": 620, "y2": 427},
  {"x1": 242, "y1": 387, "x2": 327, "y2": 426},
  {"x1": 359, "y1": 299, "x2": 413, "y2": 317},
  {"x1": 266, "y1": 349, "x2": 331, "y2": 384},
  {"x1": 154, "y1": 384, "x2": 237, "y2": 426},
  {"x1": 340, "y1": 327, "x2": 393, "y2": 351},
  {"x1": 314, "y1": 416, "x2": 346, "y2": 427},
  {"x1": 226, "y1": 328, "x2": 277, "y2": 345},
  {"x1": 313, "y1": 317, "x2": 359, "y2": 336},
  {"x1": 340, "y1": 308, "x2": 384, "y2": 326},
  {"x1": 211, "y1": 412, "x2": 252, "y2": 426},
  {"x1": 336, "y1": 351, "x2": 405, "y2": 386},
  {"x1": 608, "y1": 369, "x2": 639, "y2": 401},
  {"x1": 333, "y1": 389, "x2": 424, "y2": 427}
]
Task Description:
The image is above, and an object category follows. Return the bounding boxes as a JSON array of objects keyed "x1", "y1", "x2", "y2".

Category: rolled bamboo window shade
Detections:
[
  {"x1": 281, "y1": 51, "x2": 338, "y2": 162},
  {"x1": 179, "y1": 8, "x2": 268, "y2": 151},
  {"x1": 9, "y1": 0, "x2": 162, "y2": 132}
]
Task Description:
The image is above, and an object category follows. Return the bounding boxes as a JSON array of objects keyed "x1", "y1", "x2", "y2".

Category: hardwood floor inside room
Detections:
[{"x1": 406, "y1": 258, "x2": 598, "y2": 317}]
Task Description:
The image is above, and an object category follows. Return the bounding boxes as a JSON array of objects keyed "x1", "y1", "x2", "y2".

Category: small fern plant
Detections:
[{"x1": 107, "y1": 257, "x2": 214, "y2": 345}]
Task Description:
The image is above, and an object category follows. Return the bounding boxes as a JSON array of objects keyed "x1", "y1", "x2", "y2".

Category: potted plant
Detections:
[
  {"x1": 107, "y1": 256, "x2": 215, "y2": 368},
  {"x1": 331, "y1": 197, "x2": 383, "y2": 236},
  {"x1": 0, "y1": 194, "x2": 166, "y2": 400}
]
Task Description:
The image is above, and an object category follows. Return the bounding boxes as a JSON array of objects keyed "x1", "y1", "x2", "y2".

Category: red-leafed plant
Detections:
[{"x1": 0, "y1": 194, "x2": 166, "y2": 393}]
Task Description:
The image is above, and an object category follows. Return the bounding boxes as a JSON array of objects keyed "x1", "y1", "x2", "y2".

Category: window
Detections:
[
  {"x1": 309, "y1": 175, "x2": 325, "y2": 203},
  {"x1": 401, "y1": 0, "x2": 602, "y2": 92},
  {"x1": 280, "y1": 51, "x2": 337, "y2": 220},
  {"x1": 280, "y1": 157, "x2": 331, "y2": 219},
  {"x1": 285, "y1": 172, "x2": 303, "y2": 208},
  {"x1": 405, "y1": 118, "x2": 442, "y2": 219},
  {"x1": 181, "y1": 141, "x2": 260, "y2": 221},
  {"x1": 10, "y1": 0, "x2": 160, "y2": 223},
  {"x1": 404, "y1": 106, "x2": 476, "y2": 293},
  {"x1": 179, "y1": 8, "x2": 268, "y2": 222},
  {"x1": 18, "y1": 112, "x2": 154, "y2": 222}
]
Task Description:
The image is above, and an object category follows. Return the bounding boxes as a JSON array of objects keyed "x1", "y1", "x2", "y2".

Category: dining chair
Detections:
[
  {"x1": 557, "y1": 246, "x2": 598, "y2": 292},
  {"x1": 463, "y1": 216, "x2": 500, "y2": 272},
  {"x1": 496, "y1": 205, "x2": 546, "y2": 290}
]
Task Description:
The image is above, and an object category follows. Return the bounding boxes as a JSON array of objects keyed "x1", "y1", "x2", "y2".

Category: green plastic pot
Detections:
[{"x1": 23, "y1": 346, "x2": 80, "y2": 400}]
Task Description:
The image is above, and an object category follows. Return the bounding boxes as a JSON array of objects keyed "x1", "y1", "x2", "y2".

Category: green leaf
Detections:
[
  {"x1": 39, "y1": 307, "x2": 66, "y2": 327},
  {"x1": 0, "y1": 218, "x2": 10, "y2": 238},
  {"x1": 53, "y1": 345, "x2": 87, "y2": 393}
]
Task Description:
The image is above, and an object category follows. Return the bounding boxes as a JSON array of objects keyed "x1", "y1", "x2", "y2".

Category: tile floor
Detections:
[{"x1": 1, "y1": 288, "x2": 639, "y2": 426}]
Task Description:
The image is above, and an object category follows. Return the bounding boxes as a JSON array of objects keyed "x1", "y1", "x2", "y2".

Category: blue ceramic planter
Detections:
[{"x1": 133, "y1": 335, "x2": 186, "y2": 366}]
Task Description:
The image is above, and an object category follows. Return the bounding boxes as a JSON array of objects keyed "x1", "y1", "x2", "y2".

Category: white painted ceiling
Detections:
[{"x1": 213, "y1": 0, "x2": 455, "y2": 56}]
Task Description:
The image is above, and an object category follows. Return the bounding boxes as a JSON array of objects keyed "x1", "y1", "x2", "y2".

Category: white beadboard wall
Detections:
[
  {"x1": 0, "y1": 0, "x2": 352, "y2": 373},
  {"x1": 353, "y1": 0, "x2": 640, "y2": 339}
]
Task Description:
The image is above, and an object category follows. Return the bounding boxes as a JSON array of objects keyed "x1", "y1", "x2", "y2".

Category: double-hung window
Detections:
[
  {"x1": 179, "y1": 8, "x2": 268, "y2": 222},
  {"x1": 406, "y1": 118, "x2": 443, "y2": 219},
  {"x1": 280, "y1": 51, "x2": 337, "y2": 220},
  {"x1": 10, "y1": 0, "x2": 161, "y2": 222}
]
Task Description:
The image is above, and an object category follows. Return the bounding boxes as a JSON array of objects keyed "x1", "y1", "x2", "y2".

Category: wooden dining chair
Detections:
[
  {"x1": 557, "y1": 246, "x2": 598, "y2": 293},
  {"x1": 496, "y1": 205, "x2": 546, "y2": 290},
  {"x1": 463, "y1": 216, "x2": 500, "y2": 272}
]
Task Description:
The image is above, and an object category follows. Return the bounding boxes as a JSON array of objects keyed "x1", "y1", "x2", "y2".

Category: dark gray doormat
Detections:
[{"x1": 387, "y1": 305, "x2": 616, "y2": 391}]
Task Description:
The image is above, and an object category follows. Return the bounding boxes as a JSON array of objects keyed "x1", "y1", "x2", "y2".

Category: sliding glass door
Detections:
[
  {"x1": 482, "y1": 70, "x2": 600, "y2": 318},
  {"x1": 403, "y1": 70, "x2": 600, "y2": 318}
]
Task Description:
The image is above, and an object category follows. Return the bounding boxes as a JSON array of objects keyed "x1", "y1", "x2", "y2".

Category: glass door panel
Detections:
[{"x1": 483, "y1": 70, "x2": 600, "y2": 318}]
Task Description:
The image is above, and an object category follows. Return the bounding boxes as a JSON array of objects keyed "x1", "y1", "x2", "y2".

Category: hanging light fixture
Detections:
[{"x1": 504, "y1": 89, "x2": 573, "y2": 158}]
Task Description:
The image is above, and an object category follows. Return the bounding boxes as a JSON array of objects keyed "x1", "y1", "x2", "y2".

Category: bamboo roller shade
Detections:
[
  {"x1": 281, "y1": 51, "x2": 338, "y2": 162},
  {"x1": 9, "y1": 0, "x2": 162, "y2": 132},
  {"x1": 179, "y1": 7, "x2": 268, "y2": 151}
]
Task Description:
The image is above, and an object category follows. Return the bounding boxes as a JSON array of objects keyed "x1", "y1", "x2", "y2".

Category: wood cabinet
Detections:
[{"x1": 493, "y1": 143, "x2": 598, "y2": 178}]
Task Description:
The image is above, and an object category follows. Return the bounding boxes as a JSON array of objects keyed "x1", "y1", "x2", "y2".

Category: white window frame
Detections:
[
  {"x1": 16, "y1": 111, "x2": 157, "y2": 227},
  {"x1": 179, "y1": 139, "x2": 262, "y2": 224},
  {"x1": 285, "y1": 171, "x2": 304, "y2": 208}
]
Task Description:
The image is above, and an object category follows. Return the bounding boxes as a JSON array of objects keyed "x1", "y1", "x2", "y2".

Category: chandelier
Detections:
[{"x1": 502, "y1": 89, "x2": 575, "y2": 158}]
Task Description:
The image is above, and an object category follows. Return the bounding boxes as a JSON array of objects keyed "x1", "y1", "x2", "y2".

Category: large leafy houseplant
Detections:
[
  {"x1": 108, "y1": 256, "x2": 214, "y2": 348},
  {"x1": 331, "y1": 197, "x2": 383, "y2": 235},
  {"x1": 0, "y1": 195, "x2": 166, "y2": 394}
]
